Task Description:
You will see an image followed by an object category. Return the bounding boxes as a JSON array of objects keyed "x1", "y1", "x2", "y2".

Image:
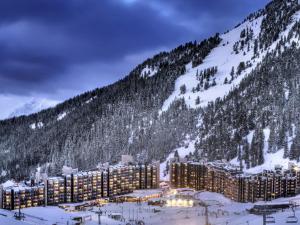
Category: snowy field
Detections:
[{"x1": 2, "y1": 191, "x2": 300, "y2": 225}]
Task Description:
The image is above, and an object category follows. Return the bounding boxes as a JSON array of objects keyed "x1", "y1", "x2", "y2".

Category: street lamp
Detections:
[{"x1": 95, "y1": 207, "x2": 102, "y2": 225}]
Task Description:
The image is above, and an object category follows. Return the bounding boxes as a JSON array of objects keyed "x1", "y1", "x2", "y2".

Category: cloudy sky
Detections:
[{"x1": 0, "y1": 0, "x2": 269, "y2": 119}]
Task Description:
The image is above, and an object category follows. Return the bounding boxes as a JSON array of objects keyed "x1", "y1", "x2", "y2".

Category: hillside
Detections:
[{"x1": 1, "y1": 0, "x2": 300, "y2": 182}]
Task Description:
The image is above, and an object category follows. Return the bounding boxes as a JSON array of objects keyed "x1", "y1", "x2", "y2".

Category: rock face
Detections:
[{"x1": 1, "y1": 0, "x2": 300, "y2": 181}]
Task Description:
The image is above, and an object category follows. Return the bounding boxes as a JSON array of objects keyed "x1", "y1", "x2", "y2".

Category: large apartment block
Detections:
[
  {"x1": 1, "y1": 185, "x2": 45, "y2": 210},
  {"x1": 1, "y1": 160, "x2": 159, "y2": 210},
  {"x1": 170, "y1": 161, "x2": 299, "y2": 203}
]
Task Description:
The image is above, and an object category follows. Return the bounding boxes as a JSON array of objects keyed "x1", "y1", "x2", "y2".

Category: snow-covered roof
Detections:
[
  {"x1": 2, "y1": 180, "x2": 16, "y2": 188},
  {"x1": 120, "y1": 189, "x2": 162, "y2": 198}
]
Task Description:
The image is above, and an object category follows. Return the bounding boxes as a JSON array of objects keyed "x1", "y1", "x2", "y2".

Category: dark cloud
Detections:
[{"x1": 0, "y1": 0, "x2": 269, "y2": 100}]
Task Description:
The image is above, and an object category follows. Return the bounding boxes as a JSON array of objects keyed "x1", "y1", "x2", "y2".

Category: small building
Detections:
[{"x1": 112, "y1": 189, "x2": 162, "y2": 203}]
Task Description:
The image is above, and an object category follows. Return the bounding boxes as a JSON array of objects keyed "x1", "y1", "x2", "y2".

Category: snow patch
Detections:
[
  {"x1": 85, "y1": 96, "x2": 97, "y2": 104},
  {"x1": 246, "y1": 130, "x2": 255, "y2": 144},
  {"x1": 30, "y1": 123, "x2": 36, "y2": 130},
  {"x1": 57, "y1": 112, "x2": 67, "y2": 121},
  {"x1": 2, "y1": 180, "x2": 15, "y2": 188},
  {"x1": 141, "y1": 65, "x2": 158, "y2": 77},
  {"x1": 29, "y1": 122, "x2": 44, "y2": 130},
  {"x1": 128, "y1": 131, "x2": 134, "y2": 145},
  {"x1": 1, "y1": 170, "x2": 7, "y2": 177}
]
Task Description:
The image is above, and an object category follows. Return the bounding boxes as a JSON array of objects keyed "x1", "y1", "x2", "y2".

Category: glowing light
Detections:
[
  {"x1": 166, "y1": 200, "x2": 171, "y2": 207},
  {"x1": 166, "y1": 197, "x2": 194, "y2": 208},
  {"x1": 183, "y1": 200, "x2": 188, "y2": 207},
  {"x1": 178, "y1": 199, "x2": 182, "y2": 206},
  {"x1": 171, "y1": 199, "x2": 176, "y2": 207}
]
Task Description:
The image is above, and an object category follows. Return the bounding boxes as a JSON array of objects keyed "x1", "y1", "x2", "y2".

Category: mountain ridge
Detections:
[
  {"x1": 8, "y1": 98, "x2": 58, "y2": 119},
  {"x1": 1, "y1": 0, "x2": 300, "y2": 182}
]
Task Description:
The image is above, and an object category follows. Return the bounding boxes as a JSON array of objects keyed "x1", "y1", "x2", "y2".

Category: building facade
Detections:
[
  {"x1": 170, "y1": 161, "x2": 299, "y2": 203},
  {"x1": 1, "y1": 162, "x2": 159, "y2": 210}
]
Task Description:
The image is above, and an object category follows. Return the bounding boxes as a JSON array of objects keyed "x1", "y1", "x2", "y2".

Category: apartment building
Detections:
[
  {"x1": 170, "y1": 161, "x2": 299, "y2": 203},
  {"x1": 1, "y1": 160, "x2": 160, "y2": 210}
]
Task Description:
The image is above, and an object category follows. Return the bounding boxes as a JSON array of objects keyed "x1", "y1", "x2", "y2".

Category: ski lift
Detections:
[
  {"x1": 286, "y1": 216, "x2": 298, "y2": 224},
  {"x1": 266, "y1": 216, "x2": 276, "y2": 224}
]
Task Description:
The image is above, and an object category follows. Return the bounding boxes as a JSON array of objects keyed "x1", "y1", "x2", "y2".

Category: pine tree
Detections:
[
  {"x1": 224, "y1": 77, "x2": 228, "y2": 84},
  {"x1": 238, "y1": 145, "x2": 243, "y2": 171},
  {"x1": 194, "y1": 149, "x2": 199, "y2": 160},
  {"x1": 290, "y1": 142, "x2": 297, "y2": 160},
  {"x1": 237, "y1": 62, "x2": 246, "y2": 75},
  {"x1": 174, "y1": 150, "x2": 179, "y2": 160},
  {"x1": 165, "y1": 161, "x2": 170, "y2": 176},
  {"x1": 204, "y1": 81, "x2": 210, "y2": 90},
  {"x1": 196, "y1": 70, "x2": 199, "y2": 80},
  {"x1": 250, "y1": 128, "x2": 265, "y2": 166},
  {"x1": 212, "y1": 79, "x2": 217, "y2": 86},
  {"x1": 268, "y1": 123, "x2": 276, "y2": 153},
  {"x1": 200, "y1": 75, "x2": 204, "y2": 87},
  {"x1": 195, "y1": 96, "x2": 200, "y2": 105},
  {"x1": 250, "y1": 132, "x2": 257, "y2": 167},
  {"x1": 257, "y1": 128, "x2": 265, "y2": 165},
  {"x1": 254, "y1": 39, "x2": 258, "y2": 56},
  {"x1": 180, "y1": 84, "x2": 187, "y2": 95},
  {"x1": 243, "y1": 139, "x2": 250, "y2": 169},
  {"x1": 230, "y1": 66, "x2": 235, "y2": 81},
  {"x1": 283, "y1": 135, "x2": 289, "y2": 158}
]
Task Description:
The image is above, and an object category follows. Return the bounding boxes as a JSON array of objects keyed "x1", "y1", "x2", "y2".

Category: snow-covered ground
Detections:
[
  {"x1": 3, "y1": 191, "x2": 300, "y2": 225},
  {"x1": 0, "y1": 206, "x2": 122, "y2": 225}
]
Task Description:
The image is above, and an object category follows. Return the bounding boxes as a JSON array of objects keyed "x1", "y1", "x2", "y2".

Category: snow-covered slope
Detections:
[
  {"x1": 160, "y1": 6, "x2": 300, "y2": 176},
  {"x1": 230, "y1": 125, "x2": 300, "y2": 174},
  {"x1": 161, "y1": 10, "x2": 300, "y2": 113},
  {"x1": 3, "y1": 0, "x2": 300, "y2": 182},
  {"x1": 161, "y1": 15, "x2": 264, "y2": 112}
]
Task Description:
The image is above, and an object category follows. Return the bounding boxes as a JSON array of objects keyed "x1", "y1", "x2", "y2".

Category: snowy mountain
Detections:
[
  {"x1": 1, "y1": 0, "x2": 300, "y2": 182},
  {"x1": 8, "y1": 98, "x2": 58, "y2": 119},
  {"x1": 161, "y1": 0, "x2": 300, "y2": 178}
]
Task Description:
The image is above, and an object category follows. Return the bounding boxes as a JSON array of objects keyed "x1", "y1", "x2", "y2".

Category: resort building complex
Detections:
[
  {"x1": 0, "y1": 158, "x2": 159, "y2": 210},
  {"x1": 170, "y1": 160, "x2": 300, "y2": 203}
]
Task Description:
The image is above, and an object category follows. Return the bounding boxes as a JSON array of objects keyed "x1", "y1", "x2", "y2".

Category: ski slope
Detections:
[{"x1": 161, "y1": 10, "x2": 300, "y2": 113}]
